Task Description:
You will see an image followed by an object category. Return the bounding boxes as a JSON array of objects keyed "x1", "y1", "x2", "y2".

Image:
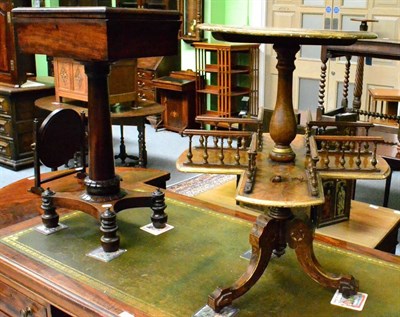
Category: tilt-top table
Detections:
[
  {"x1": 12, "y1": 7, "x2": 181, "y2": 251},
  {"x1": 196, "y1": 24, "x2": 384, "y2": 313}
]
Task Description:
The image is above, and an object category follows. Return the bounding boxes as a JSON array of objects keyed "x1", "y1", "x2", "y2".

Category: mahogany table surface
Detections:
[
  {"x1": 35, "y1": 95, "x2": 164, "y2": 125},
  {"x1": 12, "y1": 6, "x2": 181, "y2": 61}
]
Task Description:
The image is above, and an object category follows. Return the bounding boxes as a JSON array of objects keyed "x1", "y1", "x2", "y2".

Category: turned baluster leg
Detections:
[
  {"x1": 138, "y1": 121, "x2": 147, "y2": 167},
  {"x1": 100, "y1": 205, "x2": 120, "y2": 252},
  {"x1": 269, "y1": 44, "x2": 300, "y2": 162},
  {"x1": 341, "y1": 55, "x2": 351, "y2": 110},
  {"x1": 41, "y1": 188, "x2": 59, "y2": 228},
  {"x1": 352, "y1": 20, "x2": 375, "y2": 111},
  {"x1": 83, "y1": 61, "x2": 121, "y2": 199},
  {"x1": 151, "y1": 188, "x2": 168, "y2": 229}
]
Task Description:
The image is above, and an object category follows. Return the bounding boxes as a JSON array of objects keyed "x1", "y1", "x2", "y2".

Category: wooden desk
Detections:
[
  {"x1": 0, "y1": 171, "x2": 399, "y2": 316},
  {"x1": 316, "y1": 200, "x2": 400, "y2": 253},
  {"x1": 192, "y1": 177, "x2": 400, "y2": 253},
  {"x1": 35, "y1": 95, "x2": 164, "y2": 167}
]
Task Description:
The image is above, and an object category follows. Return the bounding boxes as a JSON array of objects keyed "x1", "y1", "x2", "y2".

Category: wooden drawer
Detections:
[
  {"x1": 0, "y1": 138, "x2": 12, "y2": 158},
  {"x1": 137, "y1": 78, "x2": 154, "y2": 91},
  {"x1": 137, "y1": 69, "x2": 155, "y2": 81},
  {"x1": 0, "y1": 279, "x2": 48, "y2": 317},
  {"x1": 0, "y1": 95, "x2": 11, "y2": 115},
  {"x1": 138, "y1": 88, "x2": 156, "y2": 101},
  {"x1": 0, "y1": 116, "x2": 11, "y2": 137}
]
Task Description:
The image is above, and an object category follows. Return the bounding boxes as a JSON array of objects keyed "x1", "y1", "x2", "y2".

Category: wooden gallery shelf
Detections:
[{"x1": 194, "y1": 42, "x2": 259, "y2": 118}]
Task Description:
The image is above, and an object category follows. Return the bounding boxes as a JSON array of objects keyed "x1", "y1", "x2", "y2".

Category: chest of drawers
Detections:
[{"x1": 0, "y1": 81, "x2": 54, "y2": 170}]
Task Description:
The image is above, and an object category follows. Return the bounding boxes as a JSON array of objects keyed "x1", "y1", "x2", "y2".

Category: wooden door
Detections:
[{"x1": 266, "y1": 0, "x2": 400, "y2": 115}]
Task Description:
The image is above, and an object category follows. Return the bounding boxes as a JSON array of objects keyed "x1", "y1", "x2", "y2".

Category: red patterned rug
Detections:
[{"x1": 167, "y1": 174, "x2": 236, "y2": 197}]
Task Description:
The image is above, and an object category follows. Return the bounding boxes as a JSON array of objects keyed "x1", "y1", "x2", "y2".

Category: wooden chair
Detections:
[{"x1": 29, "y1": 108, "x2": 86, "y2": 194}]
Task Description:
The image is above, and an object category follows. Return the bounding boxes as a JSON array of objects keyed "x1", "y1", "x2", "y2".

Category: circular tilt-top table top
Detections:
[{"x1": 197, "y1": 23, "x2": 377, "y2": 45}]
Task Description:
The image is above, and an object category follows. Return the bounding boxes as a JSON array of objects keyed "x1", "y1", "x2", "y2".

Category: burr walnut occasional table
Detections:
[
  {"x1": 196, "y1": 24, "x2": 381, "y2": 313},
  {"x1": 12, "y1": 7, "x2": 181, "y2": 252}
]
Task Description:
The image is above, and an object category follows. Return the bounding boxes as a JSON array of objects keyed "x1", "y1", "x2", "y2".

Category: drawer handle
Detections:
[
  {"x1": 0, "y1": 98, "x2": 4, "y2": 110},
  {"x1": 20, "y1": 306, "x2": 33, "y2": 317},
  {"x1": 138, "y1": 80, "x2": 145, "y2": 88}
]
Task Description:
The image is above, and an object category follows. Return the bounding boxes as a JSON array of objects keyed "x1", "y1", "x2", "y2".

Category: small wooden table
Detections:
[
  {"x1": 12, "y1": 7, "x2": 180, "y2": 252},
  {"x1": 152, "y1": 75, "x2": 196, "y2": 132},
  {"x1": 368, "y1": 88, "x2": 400, "y2": 114},
  {"x1": 35, "y1": 95, "x2": 164, "y2": 167},
  {"x1": 195, "y1": 24, "x2": 380, "y2": 312}
]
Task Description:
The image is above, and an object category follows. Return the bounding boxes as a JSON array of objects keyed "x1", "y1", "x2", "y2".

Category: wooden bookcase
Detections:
[{"x1": 193, "y1": 42, "x2": 259, "y2": 118}]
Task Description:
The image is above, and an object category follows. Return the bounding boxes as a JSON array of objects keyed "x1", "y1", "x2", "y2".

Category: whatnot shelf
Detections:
[{"x1": 194, "y1": 42, "x2": 259, "y2": 118}]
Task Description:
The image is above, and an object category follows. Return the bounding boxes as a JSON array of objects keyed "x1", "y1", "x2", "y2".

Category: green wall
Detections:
[
  {"x1": 34, "y1": 0, "x2": 59, "y2": 76},
  {"x1": 181, "y1": 0, "x2": 251, "y2": 71},
  {"x1": 35, "y1": 0, "x2": 254, "y2": 75}
]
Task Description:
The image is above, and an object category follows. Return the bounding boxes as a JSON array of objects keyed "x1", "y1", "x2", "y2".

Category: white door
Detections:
[{"x1": 265, "y1": 0, "x2": 400, "y2": 116}]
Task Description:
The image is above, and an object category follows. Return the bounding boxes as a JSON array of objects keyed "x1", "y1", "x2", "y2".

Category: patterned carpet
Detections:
[{"x1": 167, "y1": 174, "x2": 236, "y2": 197}]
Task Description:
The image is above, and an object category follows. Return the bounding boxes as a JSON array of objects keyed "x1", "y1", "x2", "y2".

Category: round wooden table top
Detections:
[
  {"x1": 197, "y1": 24, "x2": 377, "y2": 45},
  {"x1": 35, "y1": 95, "x2": 164, "y2": 119}
]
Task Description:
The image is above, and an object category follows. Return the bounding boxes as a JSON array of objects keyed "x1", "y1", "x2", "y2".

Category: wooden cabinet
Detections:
[
  {"x1": 53, "y1": 57, "x2": 138, "y2": 105},
  {"x1": 137, "y1": 56, "x2": 180, "y2": 127},
  {"x1": 0, "y1": 82, "x2": 54, "y2": 170},
  {"x1": 152, "y1": 70, "x2": 197, "y2": 132},
  {"x1": 137, "y1": 56, "x2": 180, "y2": 102},
  {"x1": 0, "y1": 0, "x2": 35, "y2": 85},
  {"x1": 194, "y1": 42, "x2": 259, "y2": 118}
]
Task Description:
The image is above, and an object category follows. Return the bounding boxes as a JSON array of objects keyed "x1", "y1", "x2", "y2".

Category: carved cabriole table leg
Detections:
[
  {"x1": 208, "y1": 214, "x2": 279, "y2": 312},
  {"x1": 287, "y1": 213, "x2": 359, "y2": 297},
  {"x1": 208, "y1": 207, "x2": 359, "y2": 313}
]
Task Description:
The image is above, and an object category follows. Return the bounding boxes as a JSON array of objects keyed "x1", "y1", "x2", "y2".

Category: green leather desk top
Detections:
[{"x1": 1, "y1": 196, "x2": 399, "y2": 316}]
